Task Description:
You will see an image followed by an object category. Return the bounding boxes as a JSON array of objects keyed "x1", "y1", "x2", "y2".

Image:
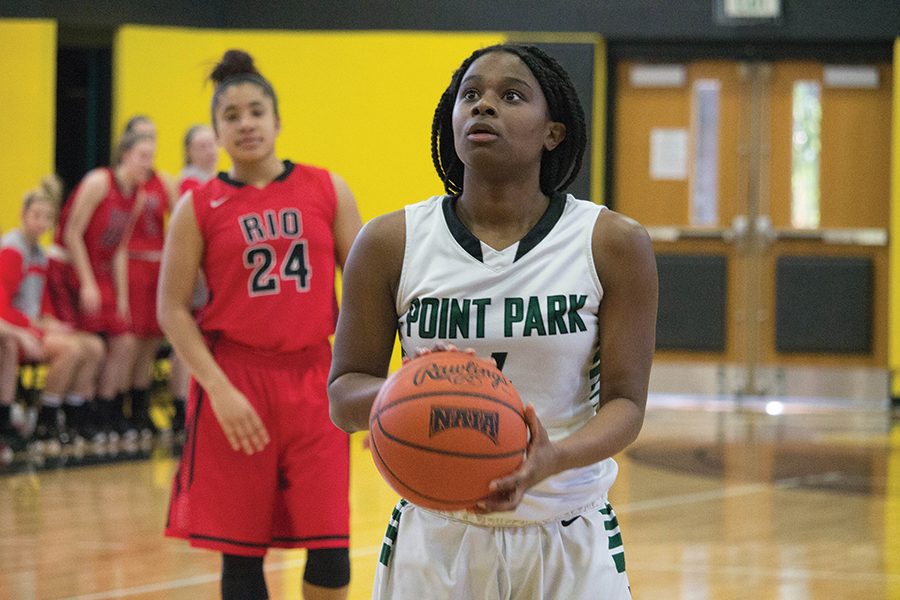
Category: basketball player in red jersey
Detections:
[
  {"x1": 0, "y1": 177, "x2": 105, "y2": 449},
  {"x1": 47, "y1": 132, "x2": 150, "y2": 443},
  {"x1": 159, "y1": 49, "x2": 362, "y2": 600},
  {"x1": 120, "y1": 115, "x2": 177, "y2": 437}
]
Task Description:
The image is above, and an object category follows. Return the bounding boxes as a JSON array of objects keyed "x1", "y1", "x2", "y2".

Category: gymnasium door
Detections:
[{"x1": 613, "y1": 59, "x2": 891, "y2": 397}]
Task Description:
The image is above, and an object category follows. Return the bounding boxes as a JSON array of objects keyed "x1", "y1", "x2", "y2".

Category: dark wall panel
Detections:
[
  {"x1": 656, "y1": 254, "x2": 728, "y2": 352},
  {"x1": 775, "y1": 256, "x2": 873, "y2": 354}
]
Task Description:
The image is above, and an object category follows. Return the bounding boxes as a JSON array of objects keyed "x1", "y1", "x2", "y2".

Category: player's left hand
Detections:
[{"x1": 472, "y1": 404, "x2": 559, "y2": 514}]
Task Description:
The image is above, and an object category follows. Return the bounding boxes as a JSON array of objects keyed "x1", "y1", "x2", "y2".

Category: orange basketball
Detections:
[{"x1": 368, "y1": 351, "x2": 528, "y2": 511}]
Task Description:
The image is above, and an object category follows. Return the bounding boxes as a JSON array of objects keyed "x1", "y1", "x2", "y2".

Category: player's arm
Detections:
[
  {"x1": 569, "y1": 210, "x2": 657, "y2": 462},
  {"x1": 63, "y1": 170, "x2": 108, "y2": 314},
  {"x1": 478, "y1": 210, "x2": 657, "y2": 513},
  {"x1": 329, "y1": 172, "x2": 363, "y2": 269},
  {"x1": 112, "y1": 187, "x2": 146, "y2": 321},
  {"x1": 112, "y1": 248, "x2": 129, "y2": 320},
  {"x1": 328, "y1": 210, "x2": 405, "y2": 433},
  {"x1": 157, "y1": 192, "x2": 269, "y2": 455}
]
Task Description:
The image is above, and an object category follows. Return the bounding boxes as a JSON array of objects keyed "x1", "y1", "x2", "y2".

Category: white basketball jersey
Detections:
[{"x1": 397, "y1": 193, "x2": 618, "y2": 524}]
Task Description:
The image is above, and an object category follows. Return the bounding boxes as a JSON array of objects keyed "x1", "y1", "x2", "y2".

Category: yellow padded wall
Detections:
[
  {"x1": 0, "y1": 19, "x2": 56, "y2": 232},
  {"x1": 114, "y1": 26, "x2": 506, "y2": 221}
]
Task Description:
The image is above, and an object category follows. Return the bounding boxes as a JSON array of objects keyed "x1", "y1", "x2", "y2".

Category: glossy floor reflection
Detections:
[{"x1": 1, "y1": 394, "x2": 898, "y2": 599}]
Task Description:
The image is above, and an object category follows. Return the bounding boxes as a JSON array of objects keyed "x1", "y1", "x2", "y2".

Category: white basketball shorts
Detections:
[{"x1": 373, "y1": 499, "x2": 631, "y2": 599}]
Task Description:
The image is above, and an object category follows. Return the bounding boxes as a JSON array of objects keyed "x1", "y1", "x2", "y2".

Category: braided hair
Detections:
[
  {"x1": 209, "y1": 49, "x2": 279, "y2": 126},
  {"x1": 431, "y1": 44, "x2": 586, "y2": 196}
]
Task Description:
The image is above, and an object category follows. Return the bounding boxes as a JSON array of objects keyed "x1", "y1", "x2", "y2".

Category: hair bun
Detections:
[
  {"x1": 210, "y1": 49, "x2": 260, "y2": 85},
  {"x1": 39, "y1": 174, "x2": 64, "y2": 205}
]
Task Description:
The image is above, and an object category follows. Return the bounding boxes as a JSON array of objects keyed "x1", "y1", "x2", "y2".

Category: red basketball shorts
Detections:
[
  {"x1": 128, "y1": 258, "x2": 162, "y2": 338},
  {"x1": 46, "y1": 259, "x2": 129, "y2": 336},
  {"x1": 46, "y1": 258, "x2": 80, "y2": 328},
  {"x1": 165, "y1": 338, "x2": 350, "y2": 557}
]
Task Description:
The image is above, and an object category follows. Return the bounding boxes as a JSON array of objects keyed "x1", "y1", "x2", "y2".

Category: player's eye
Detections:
[{"x1": 461, "y1": 89, "x2": 480, "y2": 102}]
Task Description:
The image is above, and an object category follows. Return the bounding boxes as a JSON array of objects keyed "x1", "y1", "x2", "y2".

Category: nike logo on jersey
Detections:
[
  {"x1": 210, "y1": 196, "x2": 230, "y2": 208},
  {"x1": 561, "y1": 516, "x2": 581, "y2": 527}
]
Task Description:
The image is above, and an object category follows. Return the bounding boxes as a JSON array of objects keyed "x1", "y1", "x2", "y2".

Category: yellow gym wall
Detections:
[
  {"x1": 113, "y1": 26, "x2": 506, "y2": 221},
  {"x1": 0, "y1": 19, "x2": 56, "y2": 233}
]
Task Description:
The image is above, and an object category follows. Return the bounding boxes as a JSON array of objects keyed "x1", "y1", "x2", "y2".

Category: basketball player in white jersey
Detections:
[{"x1": 329, "y1": 44, "x2": 658, "y2": 599}]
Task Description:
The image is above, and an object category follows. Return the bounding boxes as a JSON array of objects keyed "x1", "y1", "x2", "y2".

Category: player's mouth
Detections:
[{"x1": 466, "y1": 122, "x2": 499, "y2": 142}]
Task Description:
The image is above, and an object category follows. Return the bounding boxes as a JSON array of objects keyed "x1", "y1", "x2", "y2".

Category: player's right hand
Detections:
[{"x1": 209, "y1": 385, "x2": 270, "y2": 455}]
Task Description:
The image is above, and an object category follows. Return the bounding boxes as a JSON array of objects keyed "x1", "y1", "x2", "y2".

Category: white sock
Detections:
[
  {"x1": 40, "y1": 393, "x2": 63, "y2": 408},
  {"x1": 65, "y1": 394, "x2": 86, "y2": 407}
]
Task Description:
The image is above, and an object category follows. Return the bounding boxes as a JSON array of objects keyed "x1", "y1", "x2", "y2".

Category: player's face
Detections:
[
  {"x1": 22, "y1": 199, "x2": 55, "y2": 240},
  {"x1": 122, "y1": 139, "x2": 156, "y2": 184},
  {"x1": 451, "y1": 51, "x2": 565, "y2": 178},
  {"x1": 214, "y1": 83, "x2": 279, "y2": 164},
  {"x1": 188, "y1": 128, "x2": 218, "y2": 172}
]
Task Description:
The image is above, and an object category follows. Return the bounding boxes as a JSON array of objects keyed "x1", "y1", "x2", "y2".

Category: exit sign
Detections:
[
  {"x1": 716, "y1": 0, "x2": 781, "y2": 23},
  {"x1": 721, "y1": 0, "x2": 781, "y2": 19}
]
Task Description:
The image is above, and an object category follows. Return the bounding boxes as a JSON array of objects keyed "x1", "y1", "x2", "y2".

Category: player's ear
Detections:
[{"x1": 544, "y1": 121, "x2": 566, "y2": 152}]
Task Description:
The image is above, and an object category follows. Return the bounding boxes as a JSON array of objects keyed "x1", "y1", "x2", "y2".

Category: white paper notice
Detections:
[{"x1": 650, "y1": 128, "x2": 688, "y2": 180}]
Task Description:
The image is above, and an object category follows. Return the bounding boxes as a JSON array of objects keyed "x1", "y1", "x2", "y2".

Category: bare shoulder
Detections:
[
  {"x1": 351, "y1": 209, "x2": 406, "y2": 265},
  {"x1": 592, "y1": 209, "x2": 655, "y2": 277},
  {"x1": 68, "y1": 170, "x2": 110, "y2": 216},
  {"x1": 594, "y1": 209, "x2": 652, "y2": 252},
  {"x1": 79, "y1": 169, "x2": 111, "y2": 196},
  {"x1": 342, "y1": 208, "x2": 407, "y2": 301},
  {"x1": 329, "y1": 171, "x2": 351, "y2": 192}
]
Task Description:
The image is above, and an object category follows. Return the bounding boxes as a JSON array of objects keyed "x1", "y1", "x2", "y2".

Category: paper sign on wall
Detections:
[{"x1": 650, "y1": 128, "x2": 688, "y2": 180}]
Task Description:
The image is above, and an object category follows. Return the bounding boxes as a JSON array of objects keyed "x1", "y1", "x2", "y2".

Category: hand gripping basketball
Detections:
[{"x1": 368, "y1": 350, "x2": 528, "y2": 511}]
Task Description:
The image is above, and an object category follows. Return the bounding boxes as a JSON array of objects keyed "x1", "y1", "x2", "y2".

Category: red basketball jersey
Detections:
[
  {"x1": 129, "y1": 171, "x2": 170, "y2": 254},
  {"x1": 192, "y1": 161, "x2": 338, "y2": 353},
  {"x1": 56, "y1": 168, "x2": 138, "y2": 278}
]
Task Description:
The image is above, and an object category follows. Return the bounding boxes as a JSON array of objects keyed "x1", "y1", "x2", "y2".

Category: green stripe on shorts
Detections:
[
  {"x1": 612, "y1": 550, "x2": 626, "y2": 573},
  {"x1": 603, "y1": 503, "x2": 627, "y2": 573},
  {"x1": 379, "y1": 500, "x2": 408, "y2": 566}
]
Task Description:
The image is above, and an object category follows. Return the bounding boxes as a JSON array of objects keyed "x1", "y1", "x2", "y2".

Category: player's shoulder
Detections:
[
  {"x1": 283, "y1": 160, "x2": 333, "y2": 189},
  {"x1": 595, "y1": 206, "x2": 649, "y2": 239},
  {"x1": 359, "y1": 209, "x2": 405, "y2": 245},
  {"x1": 81, "y1": 167, "x2": 112, "y2": 191},
  {"x1": 69, "y1": 168, "x2": 111, "y2": 206},
  {"x1": 592, "y1": 209, "x2": 654, "y2": 270},
  {"x1": 350, "y1": 209, "x2": 406, "y2": 268},
  {"x1": 191, "y1": 174, "x2": 231, "y2": 201},
  {"x1": 185, "y1": 176, "x2": 235, "y2": 226}
]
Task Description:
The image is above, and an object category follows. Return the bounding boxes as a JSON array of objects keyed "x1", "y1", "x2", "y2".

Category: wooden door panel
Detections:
[
  {"x1": 614, "y1": 63, "x2": 691, "y2": 226},
  {"x1": 819, "y1": 64, "x2": 892, "y2": 229},
  {"x1": 613, "y1": 58, "x2": 890, "y2": 370}
]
